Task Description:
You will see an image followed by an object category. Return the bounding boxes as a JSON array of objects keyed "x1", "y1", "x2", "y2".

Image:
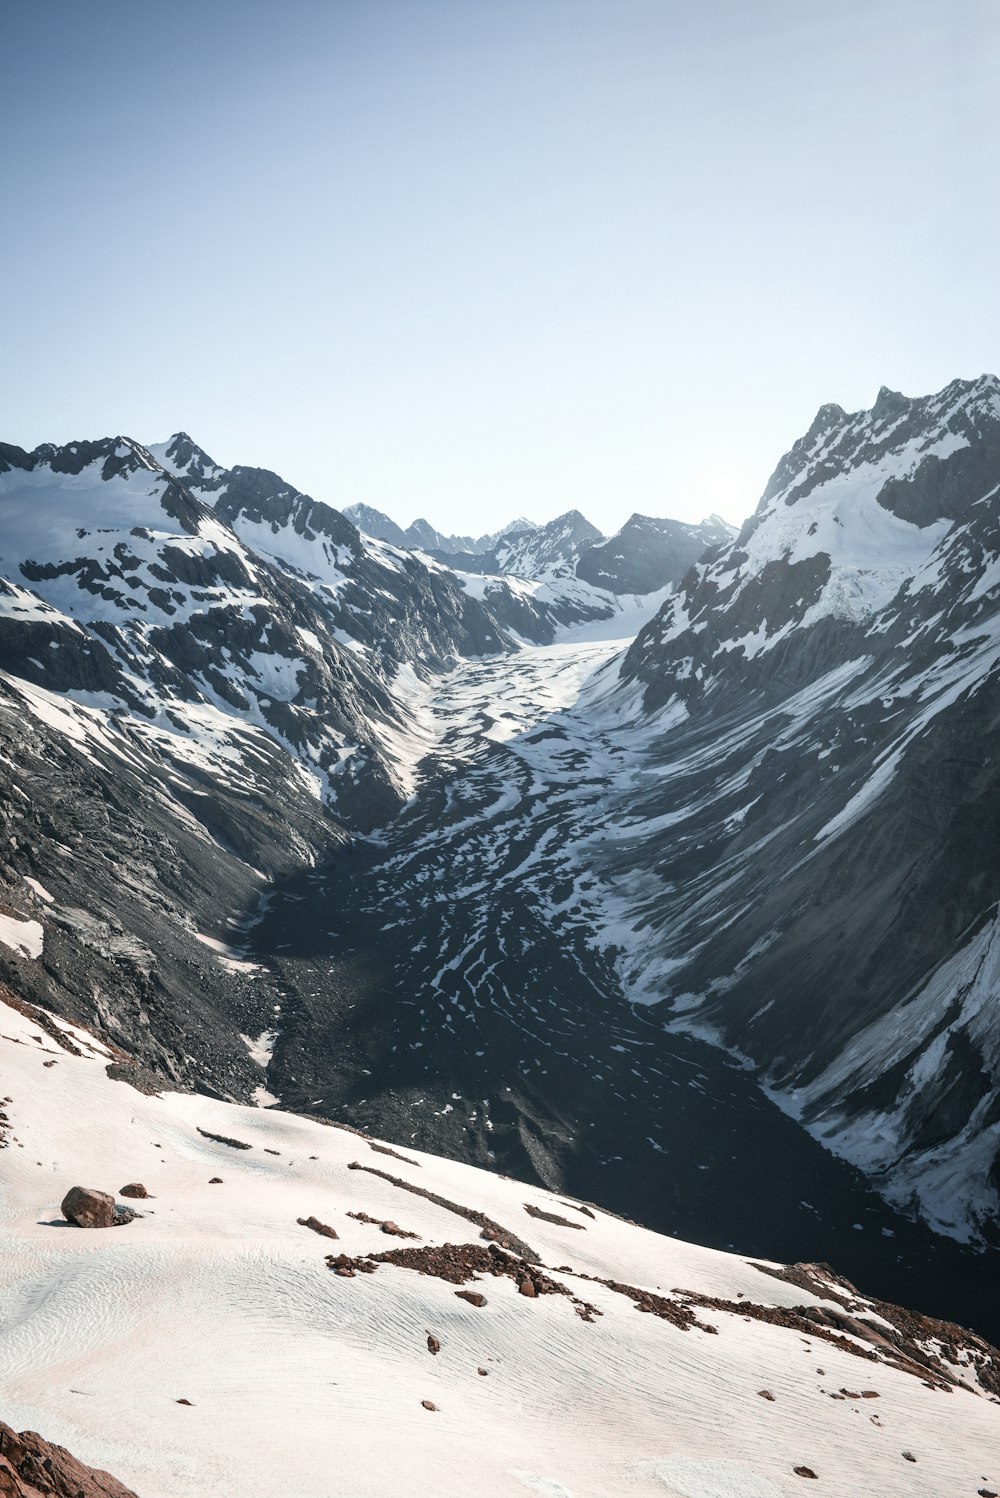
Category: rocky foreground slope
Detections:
[{"x1": 1, "y1": 994, "x2": 997, "y2": 1498}]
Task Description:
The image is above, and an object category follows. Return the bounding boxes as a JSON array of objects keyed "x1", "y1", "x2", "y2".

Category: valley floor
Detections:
[{"x1": 248, "y1": 621, "x2": 1000, "y2": 1344}]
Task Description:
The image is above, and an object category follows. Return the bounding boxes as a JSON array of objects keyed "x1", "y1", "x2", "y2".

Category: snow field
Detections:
[{"x1": 0, "y1": 999, "x2": 997, "y2": 1498}]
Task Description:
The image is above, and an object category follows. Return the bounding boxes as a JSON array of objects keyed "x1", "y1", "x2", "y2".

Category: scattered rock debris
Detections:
[
  {"x1": 297, "y1": 1215, "x2": 338, "y2": 1240},
  {"x1": 196, "y1": 1127, "x2": 252, "y2": 1151},
  {"x1": 346, "y1": 1161, "x2": 540, "y2": 1261},
  {"x1": 369, "y1": 1140, "x2": 421, "y2": 1167},
  {"x1": 753, "y1": 1260, "x2": 1000, "y2": 1394},
  {"x1": 324, "y1": 1240, "x2": 600, "y2": 1321},
  {"x1": 0, "y1": 984, "x2": 84, "y2": 1057},
  {"x1": 346, "y1": 1210, "x2": 419, "y2": 1238},
  {"x1": 327, "y1": 1252, "x2": 377, "y2": 1278},
  {"x1": 523, "y1": 1203, "x2": 585, "y2": 1229}
]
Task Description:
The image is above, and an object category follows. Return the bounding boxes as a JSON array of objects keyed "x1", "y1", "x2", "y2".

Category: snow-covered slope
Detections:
[
  {"x1": 1, "y1": 993, "x2": 997, "y2": 1498},
  {"x1": 599, "y1": 375, "x2": 1000, "y2": 1239}
]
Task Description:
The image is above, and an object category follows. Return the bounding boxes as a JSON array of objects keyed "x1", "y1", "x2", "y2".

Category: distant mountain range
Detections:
[
  {"x1": 342, "y1": 502, "x2": 539, "y2": 556},
  {"x1": 342, "y1": 499, "x2": 735, "y2": 593}
]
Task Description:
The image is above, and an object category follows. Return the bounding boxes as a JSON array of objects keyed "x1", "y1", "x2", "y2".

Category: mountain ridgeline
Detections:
[{"x1": 1, "y1": 377, "x2": 999, "y2": 1342}]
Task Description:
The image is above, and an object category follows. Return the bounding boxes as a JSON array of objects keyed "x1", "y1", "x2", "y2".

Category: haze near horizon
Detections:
[{"x1": 4, "y1": 0, "x2": 999, "y2": 535}]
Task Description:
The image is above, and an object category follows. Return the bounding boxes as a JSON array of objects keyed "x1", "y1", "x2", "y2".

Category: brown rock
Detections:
[
  {"x1": 757, "y1": 1390, "x2": 775, "y2": 1401},
  {"x1": 902, "y1": 1452, "x2": 917, "y2": 1463},
  {"x1": 297, "y1": 1216, "x2": 338, "y2": 1240},
  {"x1": 477, "y1": 1367, "x2": 488, "y2": 1377},
  {"x1": 421, "y1": 1400, "x2": 438, "y2": 1412},
  {"x1": 793, "y1": 1468, "x2": 818, "y2": 1480},
  {"x1": 119, "y1": 1184, "x2": 148, "y2": 1199},
  {"x1": 0, "y1": 1418, "x2": 139, "y2": 1496},
  {"x1": 61, "y1": 1186, "x2": 115, "y2": 1229},
  {"x1": 175, "y1": 1399, "x2": 192, "y2": 1406},
  {"x1": 208, "y1": 1178, "x2": 223, "y2": 1185},
  {"x1": 455, "y1": 1290, "x2": 487, "y2": 1308},
  {"x1": 861, "y1": 1390, "x2": 880, "y2": 1399},
  {"x1": 518, "y1": 1279, "x2": 537, "y2": 1298},
  {"x1": 427, "y1": 1334, "x2": 441, "y2": 1355}
]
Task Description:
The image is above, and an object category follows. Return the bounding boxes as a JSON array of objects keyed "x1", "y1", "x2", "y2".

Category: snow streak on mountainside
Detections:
[{"x1": 1, "y1": 995, "x2": 997, "y2": 1498}]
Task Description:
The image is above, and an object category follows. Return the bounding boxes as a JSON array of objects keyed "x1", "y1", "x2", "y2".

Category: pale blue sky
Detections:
[{"x1": 4, "y1": 1, "x2": 999, "y2": 534}]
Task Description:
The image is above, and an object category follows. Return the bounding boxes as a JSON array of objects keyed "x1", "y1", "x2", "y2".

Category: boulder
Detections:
[
  {"x1": 61, "y1": 1186, "x2": 114, "y2": 1229},
  {"x1": 119, "y1": 1183, "x2": 148, "y2": 1199}
]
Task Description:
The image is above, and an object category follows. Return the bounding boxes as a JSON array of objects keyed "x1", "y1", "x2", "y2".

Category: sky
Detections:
[{"x1": 4, "y1": 0, "x2": 1000, "y2": 536}]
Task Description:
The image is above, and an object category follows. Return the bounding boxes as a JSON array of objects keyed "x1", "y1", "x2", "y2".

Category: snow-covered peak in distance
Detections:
[
  {"x1": 577, "y1": 511, "x2": 736, "y2": 594},
  {"x1": 343, "y1": 502, "x2": 499, "y2": 556},
  {"x1": 490, "y1": 508, "x2": 604, "y2": 579},
  {"x1": 2, "y1": 992, "x2": 997, "y2": 1498},
  {"x1": 146, "y1": 431, "x2": 227, "y2": 493}
]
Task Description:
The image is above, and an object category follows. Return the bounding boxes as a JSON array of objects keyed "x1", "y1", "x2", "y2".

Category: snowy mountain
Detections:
[
  {"x1": 341, "y1": 502, "x2": 532, "y2": 556},
  {"x1": 343, "y1": 501, "x2": 736, "y2": 638},
  {"x1": 576, "y1": 511, "x2": 735, "y2": 594},
  {"x1": 1, "y1": 992, "x2": 997, "y2": 1498},
  {"x1": 604, "y1": 375, "x2": 1000, "y2": 1244},
  {"x1": 2, "y1": 382, "x2": 1000, "y2": 1365}
]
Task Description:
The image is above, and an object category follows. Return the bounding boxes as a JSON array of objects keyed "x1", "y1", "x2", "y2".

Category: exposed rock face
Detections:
[
  {"x1": 343, "y1": 502, "x2": 534, "y2": 556},
  {"x1": 437, "y1": 509, "x2": 604, "y2": 579},
  {"x1": 613, "y1": 374, "x2": 1000, "y2": 1241},
  {"x1": 576, "y1": 512, "x2": 734, "y2": 594},
  {"x1": 0, "y1": 1420, "x2": 138, "y2": 1497}
]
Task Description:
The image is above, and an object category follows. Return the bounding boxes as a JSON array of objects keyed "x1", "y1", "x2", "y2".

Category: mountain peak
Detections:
[{"x1": 872, "y1": 385, "x2": 907, "y2": 421}]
